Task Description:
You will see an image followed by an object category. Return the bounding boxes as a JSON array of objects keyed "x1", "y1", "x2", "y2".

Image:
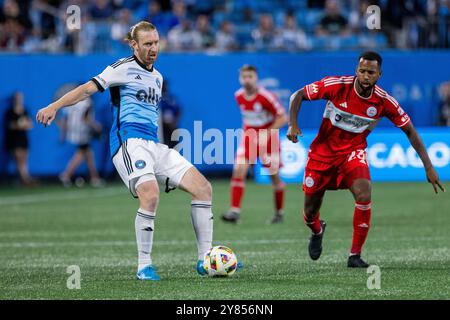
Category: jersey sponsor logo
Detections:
[
  {"x1": 136, "y1": 87, "x2": 161, "y2": 105},
  {"x1": 241, "y1": 110, "x2": 274, "y2": 127},
  {"x1": 366, "y1": 106, "x2": 378, "y2": 117},
  {"x1": 305, "y1": 176, "x2": 314, "y2": 188},
  {"x1": 397, "y1": 107, "x2": 405, "y2": 116},
  {"x1": 324, "y1": 101, "x2": 376, "y2": 133},
  {"x1": 135, "y1": 160, "x2": 146, "y2": 169}
]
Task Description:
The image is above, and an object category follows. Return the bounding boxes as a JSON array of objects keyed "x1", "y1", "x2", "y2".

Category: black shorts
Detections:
[
  {"x1": 5, "y1": 135, "x2": 28, "y2": 152},
  {"x1": 77, "y1": 144, "x2": 90, "y2": 151}
]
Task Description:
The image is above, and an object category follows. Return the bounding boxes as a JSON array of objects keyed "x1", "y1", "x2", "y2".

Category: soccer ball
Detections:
[{"x1": 203, "y1": 245, "x2": 238, "y2": 277}]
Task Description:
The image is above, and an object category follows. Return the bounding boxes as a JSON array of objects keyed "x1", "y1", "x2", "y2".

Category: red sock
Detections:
[
  {"x1": 274, "y1": 182, "x2": 285, "y2": 213},
  {"x1": 230, "y1": 177, "x2": 245, "y2": 212},
  {"x1": 351, "y1": 201, "x2": 371, "y2": 255},
  {"x1": 304, "y1": 210, "x2": 322, "y2": 234}
]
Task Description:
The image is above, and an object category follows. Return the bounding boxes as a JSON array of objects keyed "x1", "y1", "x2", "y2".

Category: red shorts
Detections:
[
  {"x1": 236, "y1": 129, "x2": 282, "y2": 171},
  {"x1": 302, "y1": 149, "x2": 371, "y2": 196}
]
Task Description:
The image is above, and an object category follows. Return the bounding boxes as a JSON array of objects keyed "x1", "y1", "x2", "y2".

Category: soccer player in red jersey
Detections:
[
  {"x1": 287, "y1": 51, "x2": 445, "y2": 267},
  {"x1": 222, "y1": 65, "x2": 288, "y2": 224}
]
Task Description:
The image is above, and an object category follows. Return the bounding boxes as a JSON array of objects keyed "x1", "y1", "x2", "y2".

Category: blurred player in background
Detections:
[
  {"x1": 57, "y1": 91, "x2": 104, "y2": 188},
  {"x1": 3, "y1": 91, "x2": 36, "y2": 186},
  {"x1": 160, "y1": 80, "x2": 181, "y2": 148},
  {"x1": 36, "y1": 21, "x2": 217, "y2": 280},
  {"x1": 287, "y1": 51, "x2": 445, "y2": 268},
  {"x1": 222, "y1": 65, "x2": 288, "y2": 224}
]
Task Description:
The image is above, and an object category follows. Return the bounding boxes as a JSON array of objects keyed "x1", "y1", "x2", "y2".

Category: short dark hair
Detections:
[
  {"x1": 358, "y1": 51, "x2": 382, "y2": 67},
  {"x1": 240, "y1": 64, "x2": 258, "y2": 73}
]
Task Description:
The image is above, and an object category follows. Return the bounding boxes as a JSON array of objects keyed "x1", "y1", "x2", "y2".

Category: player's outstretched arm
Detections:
[
  {"x1": 401, "y1": 122, "x2": 445, "y2": 194},
  {"x1": 36, "y1": 80, "x2": 99, "y2": 126},
  {"x1": 286, "y1": 88, "x2": 305, "y2": 143}
]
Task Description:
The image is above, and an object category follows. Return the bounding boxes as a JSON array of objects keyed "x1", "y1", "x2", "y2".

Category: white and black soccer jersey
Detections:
[
  {"x1": 91, "y1": 55, "x2": 163, "y2": 157},
  {"x1": 63, "y1": 98, "x2": 92, "y2": 145}
]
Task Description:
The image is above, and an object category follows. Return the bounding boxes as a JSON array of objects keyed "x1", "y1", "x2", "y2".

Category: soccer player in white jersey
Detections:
[{"x1": 36, "y1": 21, "x2": 216, "y2": 281}]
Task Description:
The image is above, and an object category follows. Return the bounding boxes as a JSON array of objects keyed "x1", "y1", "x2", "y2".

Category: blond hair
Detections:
[{"x1": 124, "y1": 21, "x2": 156, "y2": 43}]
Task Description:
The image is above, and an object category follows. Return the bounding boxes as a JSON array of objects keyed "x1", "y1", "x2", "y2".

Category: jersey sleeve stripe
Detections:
[
  {"x1": 324, "y1": 76, "x2": 354, "y2": 84},
  {"x1": 324, "y1": 80, "x2": 353, "y2": 87},
  {"x1": 91, "y1": 77, "x2": 105, "y2": 92},
  {"x1": 304, "y1": 84, "x2": 311, "y2": 100},
  {"x1": 397, "y1": 118, "x2": 411, "y2": 128},
  {"x1": 385, "y1": 95, "x2": 400, "y2": 107},
  {"x1": 110, "y1": 56, "x2": 134, "y2": 69}
]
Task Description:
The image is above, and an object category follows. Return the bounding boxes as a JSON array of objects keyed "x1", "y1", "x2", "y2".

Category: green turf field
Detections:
[{"x1": 0, "y1": 180, "x2": 448, "y2": 300}]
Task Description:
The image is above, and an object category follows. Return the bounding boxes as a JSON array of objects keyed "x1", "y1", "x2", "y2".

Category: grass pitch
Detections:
[{"x1": 0, "y1": 180, "x2": 449, "y2": 299}]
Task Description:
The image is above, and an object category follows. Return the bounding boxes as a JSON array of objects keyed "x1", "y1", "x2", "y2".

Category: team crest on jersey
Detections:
[
  {"x1": 366, "y1": 106, "x2": 377, "y2": 117},
  {"x1": 254, "y1": 102, "x2": 262, "y2": 111},
  {"x1": 305, "y1": 176, "x2": 314, "y2": 188},
  {"x1": 309, "y1": 84, "x2": 319, "y2": 94},
  {"x1": 156, "y1": 78, "x2": 161, "y2": 88},
  {"x1": 135, "y1": 160, "x2": 146, "y2": 169}
]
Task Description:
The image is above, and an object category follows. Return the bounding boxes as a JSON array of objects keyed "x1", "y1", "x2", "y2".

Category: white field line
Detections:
[
  {"x1": 0, "y1": 239, "x2": 294, "y2": 248},
  {"x1": 0, "y1": 236, "x2": 448, "y2": 249},
  {"x1": 0, "y1": 187, "x2": 125, "y2": 206}
]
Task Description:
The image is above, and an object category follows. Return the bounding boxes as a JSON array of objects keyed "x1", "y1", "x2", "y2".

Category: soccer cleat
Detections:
[
  {"x1": 221, "y1": 211, "x2": 240, "y2": 224},
  {"x1": 269, "y1": 212, "x2": 284, "y2": 224},
  {"x1": 59, "y1": 174, "x2": 72, "y2": 188},
  {"x1": 347, "y1": 255, "x2": 370, "y2": 268},
  {"x1": 308, "y1": 220, "x2": 326, "y2": 261},
  {"x1": 196, "y1": 260, "x2": 208, "y2": 276},
  {"x1": 90, "y1": 178, "x2": 105, "y2": 188},
  {"x1": 136, "y1": 265, "x2": 161, "y2": 281}
]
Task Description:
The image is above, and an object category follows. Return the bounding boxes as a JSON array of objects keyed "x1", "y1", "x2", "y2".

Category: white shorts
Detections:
[{"x1": 112, "y1": 138, "x2": 193, "y2": 198}]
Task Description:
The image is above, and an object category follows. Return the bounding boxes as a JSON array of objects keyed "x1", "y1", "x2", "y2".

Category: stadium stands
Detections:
[{"x1": 0, "y1": 0, "x2": 449, "y2": 53}]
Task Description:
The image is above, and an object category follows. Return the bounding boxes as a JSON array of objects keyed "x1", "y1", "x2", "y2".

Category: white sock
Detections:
[
  {"x1": 191, "y1": 200, "x2": 213, "y2": 260},
  {"x1": 135, "y1": 208, "x2": 155, "y2": 271}
]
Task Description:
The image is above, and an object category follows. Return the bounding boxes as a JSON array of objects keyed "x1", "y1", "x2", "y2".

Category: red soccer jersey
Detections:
[
  {"x1": 303, "y1": 75, "x2": 411, "y2": 161},
  {"x1": 235, "y1": 87, "x2": 285, "y2": 130}
]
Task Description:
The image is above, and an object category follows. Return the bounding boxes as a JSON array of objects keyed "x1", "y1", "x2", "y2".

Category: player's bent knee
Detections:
[
  {"x1": 355, "y1": 192, "x2": 371, "y2": 203},
  {"x1": 139, "y1": 193, "x2": 159, "y2": 212},
  {"x1": 136, "y1": 181, "x2": 160, "y2": 211},
  {"x1": 196, "y1": 180, "x2": 212, "y2": 201}
]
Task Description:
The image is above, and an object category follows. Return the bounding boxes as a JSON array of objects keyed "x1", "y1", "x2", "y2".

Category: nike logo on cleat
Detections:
[{"x1": 358, "y1": 223, "x2": 369, "y2": 228}]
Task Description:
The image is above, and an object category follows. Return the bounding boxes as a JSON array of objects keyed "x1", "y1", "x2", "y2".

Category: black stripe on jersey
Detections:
[
  {"x1": 109, "y1": 86, "x2": 122, "y2": 159},
  {"x1": 110, "y1": 87, "x2": 120, "y2": 108},
  {"x1": 110, "y1": 56, "x2": 134, "y2": 69},
  {"x1": 90, "y1": 77, "x2": 105, "y2": 92},
  {"x1": 110, "y1": 56, "x2": 134, "y2": 67}
]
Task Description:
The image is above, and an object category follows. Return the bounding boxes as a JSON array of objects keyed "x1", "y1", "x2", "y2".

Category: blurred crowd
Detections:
[
  {"x1": 439, "y1": 81, "x2": 450, "y2": 126},
  {"x1": 0, "y1": 0, "x2": 449, "y2": 53}
]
